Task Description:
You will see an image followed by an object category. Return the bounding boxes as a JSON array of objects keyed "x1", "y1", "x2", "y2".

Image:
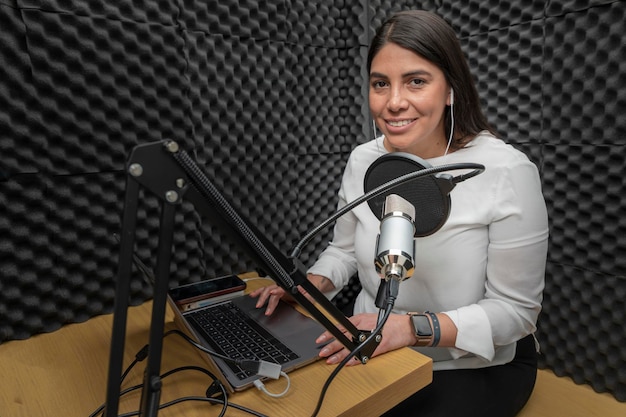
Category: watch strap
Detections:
[{"x1": 425, "y1": 311, "x2": 441, "y2": 347}]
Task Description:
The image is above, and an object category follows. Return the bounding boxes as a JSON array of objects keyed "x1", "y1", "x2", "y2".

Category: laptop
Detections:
[{"x1": 167, "y1": 289, "x2": 326, "y2": 392}]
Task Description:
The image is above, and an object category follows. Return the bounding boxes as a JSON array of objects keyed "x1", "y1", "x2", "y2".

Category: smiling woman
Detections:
[{"x1": 251, "y1": 10, "x2": 549, "y2": 417}]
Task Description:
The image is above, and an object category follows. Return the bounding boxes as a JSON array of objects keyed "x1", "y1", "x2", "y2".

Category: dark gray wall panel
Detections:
[
  {"x1": 542, "y1": 143, "x2": 626, "y2": 276},
  {"x1": 546, "y1": 0, "x2": 620, "y2": 16},
  {"x1": 185, "y1": 32, "x2": 295, "y2": 160},
  {"x1": 290, "y1": 152, "x2": 349, "y2": 265},
  {"x1": 1, "y1": 0, "x2": 625, "y2": 402},
  {"x1": 1, "y1": 175, "x2": 55, "y2": 340},
  {"x1": 440, "y1": 0, "x2": 545, "y2": 38},
  {"x1": 179, "y1": 0, "x2": 290, "y2": 41},
  {"x1": 462, "y1": 20, "x2": 545, "y2": 145},
  {"x1": 540, "y1": 140, "x2": 626, "y2": 401},
  {"x1": 0, "y1": 4, "x2": 46, "y2": 179},
  {"x1": 539, "y1": 263, "x2": 626, "y2": 400},
  {"x1": 289, "y1": 44, "x2": 366, "y2": 155},
  {"x1": 367, "y1": 0, "x2": 440, "y2": 42},
  {"x1": 543, "y1": 3, "x2": 626, "y2": 145},
  {"x1": 287, "y1": 0, "x2": 365, "y2": 47},
  {"x1": 18, "y1": 0, "x2": 179, "y2": 25},
  {"x1": 20, "y1": 8, "x2": 191, "y2": 175}
]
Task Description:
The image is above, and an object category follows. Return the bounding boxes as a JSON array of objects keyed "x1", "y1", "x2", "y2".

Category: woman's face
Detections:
[{"x1": 369, "y1": 42, "x2": 451, "y2": 158}]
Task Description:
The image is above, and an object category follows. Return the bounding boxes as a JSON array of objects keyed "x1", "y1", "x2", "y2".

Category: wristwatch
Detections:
[{"x1": 407, "y1": 313, "x2": 433, "y2": 347}]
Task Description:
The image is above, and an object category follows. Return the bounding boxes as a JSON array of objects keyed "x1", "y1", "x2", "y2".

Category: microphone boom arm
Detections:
[
  {"x1": 104, "y1": 140, "x2": 377, "y2": 417},
  {"x1": 105, "y1": 140, "x2": 485, "y2": 417}
]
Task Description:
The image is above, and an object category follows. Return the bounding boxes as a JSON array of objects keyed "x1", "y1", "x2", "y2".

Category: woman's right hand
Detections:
[
  {"x1": 249, "y1": 273, "x2": 335, "y2": 316},
  {"x1": 249, "y1": 284, "x2": 288, "y2": 316}
]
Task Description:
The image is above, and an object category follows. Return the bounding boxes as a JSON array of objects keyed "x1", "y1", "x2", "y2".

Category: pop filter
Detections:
[
  {"x1": 364, "y1": 153, "x2": 456, "y2": 237},
  {"x1": 291, "y1": 152, "x2": 484, "y2": 258}
]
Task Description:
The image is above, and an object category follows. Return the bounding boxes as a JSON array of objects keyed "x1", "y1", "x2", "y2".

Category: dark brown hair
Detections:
[{"x1": 368, "y1": 10, "x2": 497, "y2": 148}]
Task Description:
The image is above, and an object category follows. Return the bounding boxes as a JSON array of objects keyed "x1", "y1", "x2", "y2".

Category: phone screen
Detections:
[{"x1": 168, "y1": 275, "x2": 245, "y2": 302}]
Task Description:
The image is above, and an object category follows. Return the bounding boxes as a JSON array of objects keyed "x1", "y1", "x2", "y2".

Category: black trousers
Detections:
[{"x1": 382, "y1": 335, "x2": 537, "y2": 417}]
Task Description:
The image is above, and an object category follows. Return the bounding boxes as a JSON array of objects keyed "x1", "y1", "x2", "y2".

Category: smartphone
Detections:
[{"x1": 168, "y1": 274, "x2": 247, "y2": 311}]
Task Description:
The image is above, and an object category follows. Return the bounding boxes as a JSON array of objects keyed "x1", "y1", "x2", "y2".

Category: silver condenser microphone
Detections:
[{"x1": 374, "y1": 194, "x2": 416, "y2": 282}]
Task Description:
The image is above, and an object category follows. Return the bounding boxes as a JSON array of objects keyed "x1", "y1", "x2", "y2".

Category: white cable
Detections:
[
  {"x1": 253, "y1": 371, "x2": 291, "y2": 398},
  {"x1": 443, "y1": 96, "x2": 454, "y2": 158},
  {"x1": 243, "y1": 276, "x2": 273, "y2": 283}
]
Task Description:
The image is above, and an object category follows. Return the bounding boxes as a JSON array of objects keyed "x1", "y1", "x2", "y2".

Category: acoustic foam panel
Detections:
[
  {"x1": 540, "y1": 3, "x2": 626, "y2": 401},
  {"x1": 20, "y1": 8, "x2": 191, "y2": 175},
  {"x1": 542, "y1": 143, "x2": 626, "y2": 277},
  {"x1": 289, "y1": 44, "x2": 368, "y2": 155},
  {"x1": 182, "y1": 0, "x2": 367, "y2": 265},
  {"x1": 18, "y1": 0, "x2": 178, "y2": 25},
  {"x1": 540, "y1": 264, "x2": 626, "y2": 401},
  {"x1": 185, "y1": 31, "x2": 296, "y2": 161},
  {"x1": 183, "y1": 33, "x2": 333, "y2": 268},
  {"x1": 546, "y1": 0, "x2": 620, "y2": 16},
  {"x1": 1, "y1": 0, "x2": 624, "y2": 404},
  {"x1": 440, "y1": 0, "x2": 545, "y2": 38},
  {"x1": 461, "y1": 20, "x2": 545, "y2": 145},
  {"x1": 0, "y1": 4, "x2": 203, "y2": 341},
  {"x1": 179, "y1": 0, "x2": 290, "y2": 41},
  {"x1": 539, "y1": 140, "x2": 626, "y2": 402},
  {"x1": 543, "y1": 2, "x2": 626, "y2": 145},
  {"x1": 286, "y1": 0, "x2": 365, "y2": 48},
  {"x1": 0, "y1": 3, "x2": 47, "y2": 179},
  {"x1": 291, "y1": 153, "x2": 349, "y2": 261},
  {"x1": 367, "y1": 0, "x2": 440, "y2": 42}
]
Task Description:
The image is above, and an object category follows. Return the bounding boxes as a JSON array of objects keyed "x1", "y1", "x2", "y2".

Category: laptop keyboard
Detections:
[{"x1": 186, "y1": 301, "x2": 300, "y2": 380}]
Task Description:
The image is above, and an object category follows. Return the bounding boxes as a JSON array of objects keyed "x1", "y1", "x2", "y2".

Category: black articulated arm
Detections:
[{"x1": 104, "y1": 140, "x2": 380, "y2": 417}]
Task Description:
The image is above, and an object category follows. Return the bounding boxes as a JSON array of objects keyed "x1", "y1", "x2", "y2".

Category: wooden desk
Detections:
[{"x1": 0, "y1": 278, "x2": 432, "y2": 417}]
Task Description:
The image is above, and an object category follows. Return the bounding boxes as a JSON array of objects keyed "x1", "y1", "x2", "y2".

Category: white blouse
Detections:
[{"x1": 308, "y1": 132, "x2": 549, "y2": 370}]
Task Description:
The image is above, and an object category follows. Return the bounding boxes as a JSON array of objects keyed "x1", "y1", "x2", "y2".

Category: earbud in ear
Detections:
[{"x1": 449, "y1": 89, "x2": 454, "y2": 106}]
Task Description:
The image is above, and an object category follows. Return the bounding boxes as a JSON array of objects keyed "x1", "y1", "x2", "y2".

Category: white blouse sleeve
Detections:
[{"x1": 445, "y1": 159, "x2": 549, "y2": 362}]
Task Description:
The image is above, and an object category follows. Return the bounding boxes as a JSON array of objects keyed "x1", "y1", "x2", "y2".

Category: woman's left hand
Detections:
[{"x1": 316, "y1": 313, "x2": 416, "y2": 366}]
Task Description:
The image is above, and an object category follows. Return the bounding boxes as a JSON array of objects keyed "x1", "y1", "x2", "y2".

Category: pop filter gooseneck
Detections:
[
  {"x1": 364, "y1": 152, "x2": 474, "y2": 237},
  {"x1": 290, "y1": 153, "x2": 484, "y2": 257}
]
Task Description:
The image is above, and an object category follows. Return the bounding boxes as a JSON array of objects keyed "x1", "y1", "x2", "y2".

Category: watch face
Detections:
[{"x1": 412, "y1": 314, "x2": 433, "y2": 337}]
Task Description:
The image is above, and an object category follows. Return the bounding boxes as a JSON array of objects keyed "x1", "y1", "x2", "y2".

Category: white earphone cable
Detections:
[{"x1": 443, "y1": 90, "x2": 454, "y2": 158}]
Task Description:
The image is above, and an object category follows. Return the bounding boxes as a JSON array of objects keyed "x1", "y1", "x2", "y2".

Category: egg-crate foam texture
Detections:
[
  {"x1": 538, "y1": 263, "x2": 626, "y2": 401},
  {"x1": 2, "y1": 0, "x2": 625, "y2": 404}
]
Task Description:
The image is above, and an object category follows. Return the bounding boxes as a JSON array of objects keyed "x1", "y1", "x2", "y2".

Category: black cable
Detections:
[
  {"x1": 90, "y1": 365, "x2": 233, "y2": 417},
  {"x1": 110, "y1": 365, "x2": 269, "y2": 417},
  {"x1": 149, "y1": 365, "x2": 229, "y2": 417},
  {"x1": 310, "y1": 299, "x2": 396, "y2": 417},
  {"x1": 89, "y1": 328, "x2": 232, "y2": 417},
  {"x1": 120, "y1": 344, "x2": 149, "y2": 384},
  {"x1": 89, "y1": 345, "x2": 151, "y2": 417},
  {"x1": 165, "y1": 328, "x2": 264, "y2": 374}
]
